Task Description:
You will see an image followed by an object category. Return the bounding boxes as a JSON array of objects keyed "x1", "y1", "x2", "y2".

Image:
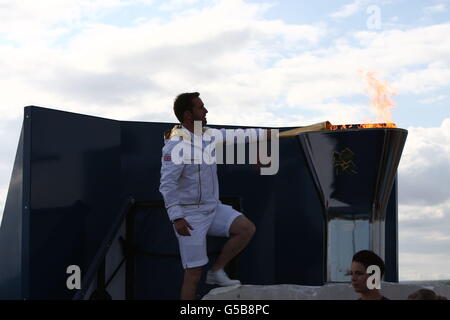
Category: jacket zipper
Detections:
[
  {"x1": 197, "y1": 164, "x2": 202, "y2": 207},
  {"x1": 210, "y1": 165, "x2": 215, "y2": 198}
]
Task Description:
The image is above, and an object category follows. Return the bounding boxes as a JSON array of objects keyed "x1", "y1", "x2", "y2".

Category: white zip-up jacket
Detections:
[
  {"x1": 159, "y1": 125, "x2": 221, "y2": 222},
  {"x1": 159, "y1": 125, "x2": 264, "y2": 222}
]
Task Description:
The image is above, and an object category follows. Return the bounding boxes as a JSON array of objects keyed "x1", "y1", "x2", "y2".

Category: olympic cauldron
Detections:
[{"x1": 295, "y1": 124, "x2": 407, "y2": 282}]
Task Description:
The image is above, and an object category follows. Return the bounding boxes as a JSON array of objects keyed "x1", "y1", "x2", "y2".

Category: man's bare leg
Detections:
[
  {"x1": 211, "y1": 216, "x2": 256, "y2": 271},
  {"x1": 180, "y1": 266, "x2": 203, "y2": 300}
]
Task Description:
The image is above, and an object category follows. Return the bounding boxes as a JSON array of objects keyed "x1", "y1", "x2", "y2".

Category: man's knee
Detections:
[
  {"x1": 231, "y1": 216, "x2": 256, "y2": 238},
  {"x1": 245, "y1": 220, "x2": 256, "y2": 238}
]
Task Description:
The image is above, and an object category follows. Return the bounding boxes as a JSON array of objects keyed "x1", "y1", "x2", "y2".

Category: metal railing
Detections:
[
  {"x1": 73, "y1": 196, "x2": 135, "y2": 300},
  {"x1": 73, "y1": 197, "x2": 242, "y2": 300}
]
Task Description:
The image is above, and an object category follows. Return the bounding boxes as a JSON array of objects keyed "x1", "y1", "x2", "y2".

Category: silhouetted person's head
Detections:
[
  {"x1": 408, "y1": 289, "x2": 448, "y2": 300},
  {"x1": 173, "y1": 92, "x2": 208, "y2": 129},
  {"x1": 350, "y1": 250, "x2": 385, "y2": 296}
]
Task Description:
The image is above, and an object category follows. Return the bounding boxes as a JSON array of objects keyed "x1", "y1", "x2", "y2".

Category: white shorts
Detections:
[{"x1": 174, "y1": 203, "x2": 242, "y2": 269}]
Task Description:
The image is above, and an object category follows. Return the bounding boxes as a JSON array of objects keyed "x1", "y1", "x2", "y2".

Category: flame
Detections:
[
  {"x1": 329, "y1": 122, "x2": 396, "y2": 130},
  {"x1": 330, "y1": 71, "x2": 397, "y2": 130},
  {"x1": 363, "y1": 71, "x2": 396, "y2": 123},
  {"x1": 359, "y1": 122, "x2": 396, "y2": 128}
]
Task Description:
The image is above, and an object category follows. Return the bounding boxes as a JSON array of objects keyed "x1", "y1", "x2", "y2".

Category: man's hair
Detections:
[
  {"x1": 173, "y1": 92, "x2": 200, "y2": 122},
  {"x1": 352, "y1": 250, "x2": 385, "y2": 278}
]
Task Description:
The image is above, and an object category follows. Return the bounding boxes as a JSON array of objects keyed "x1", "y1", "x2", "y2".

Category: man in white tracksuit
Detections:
[{"x1": 159, "y1": 92, "x2": 260, "y2": 300}]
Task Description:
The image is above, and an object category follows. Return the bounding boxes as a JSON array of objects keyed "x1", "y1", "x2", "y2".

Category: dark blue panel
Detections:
[
  {"x1": 28, "y1": 107, "x2": 121, "y2": 299},
  {"x1": 213, "y1": 125, "x2": 277, "y2": 285},
  {"x1": 22, "y1": 109, "x2": 31, "y2": 299},
  {"x1": 0, "y1": 125, "x2": 24, "y2": 299},
  {"x1": 218, "y1": 164, "x2": 277, "y2": 285},
  {"x1": 385, "y1": 179, "x2": 398, "y2": 282},
  {"x1": 120, "y1": 121, "x2": 173, "y2": 202},
  {"x1": 274, "y1": 138, "x2": 325, "y2": 285}
]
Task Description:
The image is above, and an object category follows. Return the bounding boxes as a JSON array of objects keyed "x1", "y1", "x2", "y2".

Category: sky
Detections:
[{"x1": 0, "y1": 0, "x2": 449, "y2": 281}]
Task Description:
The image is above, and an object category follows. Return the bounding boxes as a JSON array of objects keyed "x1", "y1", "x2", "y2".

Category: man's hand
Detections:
[{"x1": 173, "y1": 218, "x2": 194, "y2": 236}]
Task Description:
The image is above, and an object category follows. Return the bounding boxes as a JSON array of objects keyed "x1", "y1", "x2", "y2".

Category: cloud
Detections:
[
  {"x1": 424, "y1": 4, "x2": 447, "y2": 15},
  {"x1": 354, "y1": 24, "x2": 450, "y2": 68},
  {"x1": 3, "y1": 1, "x2": 449, "y2": 127},
  {"x1": 40, "y1": 67, "x2": 161, "y2": 105},
  {"x1": 330, "y1": 0, "x2": 372, "y2": 19},
  {"x1": 421, "y1": 3, "x2": 448, "y2": 23},
  {"x1": 159, "y1": 0, "x2": 205, "y2": 11},
  {"x1": 0, "y1": 2, "x2": 448, "y2": 139},
  {"x1": 397, "y1": 119, "x2": 450, "y2": 280},
  {"x1": 400, "y1": 252, "x2": 450, "y2": 281},
  {"x1": 0, "y1": 0, "x2": 326, "y2": 123},
  {"x1": 0, "y1": 116, "x2": 23, "y2": 224},
  {"x1": 399, "y1": 119, "x2": 450, "y2": 206},
  {"x1": 0, "y1": 0, "x2": 154, "y2": 45},
  {"x1": 395, "y1": 63, "x2": 450, "y2": 94},
  {"x1": 419, "y1": 94, "x2": 448, "y2": 104}
]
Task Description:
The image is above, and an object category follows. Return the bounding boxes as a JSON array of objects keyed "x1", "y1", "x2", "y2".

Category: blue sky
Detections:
[{"x1": 0, "y1": 0, "x2": 449, "y2": 282}]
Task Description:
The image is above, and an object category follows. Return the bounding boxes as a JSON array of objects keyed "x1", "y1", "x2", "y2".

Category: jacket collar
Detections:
[{"x1": 164, "y1": 124, "x2": 211, "y2": 141}]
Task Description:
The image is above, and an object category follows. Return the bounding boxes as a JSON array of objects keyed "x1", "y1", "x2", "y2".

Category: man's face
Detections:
[
  {"x1": 350, "y1": 261, "x2": 370, "y2": 294},
  {"x1": 189, "y1": 97, "x2": 208, "y2": 126}
]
